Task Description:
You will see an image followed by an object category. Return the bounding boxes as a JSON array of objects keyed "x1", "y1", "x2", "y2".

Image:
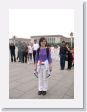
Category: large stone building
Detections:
[
  {"x1": 9, "y1": 34, "x2": 74, "y2": 47},
  {"x1": 9, "y1": 36, "x2": 31, "y2": 45},
  {"x1": 31, "y1": 35, "x2": 74, "y2": 44}
]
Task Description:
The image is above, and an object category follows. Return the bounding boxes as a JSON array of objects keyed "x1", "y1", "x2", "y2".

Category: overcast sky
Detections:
[{"x1": 9, "y1": 9, "x2": 74, "y2": 39}]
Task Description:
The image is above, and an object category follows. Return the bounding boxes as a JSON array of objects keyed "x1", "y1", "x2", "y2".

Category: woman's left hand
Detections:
[{"x1": 49, "y1": 64, "x2": 52, "y2": 71}]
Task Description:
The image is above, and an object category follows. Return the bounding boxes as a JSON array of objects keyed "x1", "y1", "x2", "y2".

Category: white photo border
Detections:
[{"x1": 0, "y1": 0, "x2": 83, "y2": 108}]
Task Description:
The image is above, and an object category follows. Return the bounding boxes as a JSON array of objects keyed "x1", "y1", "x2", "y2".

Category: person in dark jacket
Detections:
[
  {"x1": 23, "y1": 42, "x2": 28, "y2": 63},
  {"x1": 59, "y1": 41, "x2": 67, "y2": 70},
  {"x1": 17, "y1": 41, "x2": 23, "y2": 62},
  {"x1": 9, "y1": 42, "x2": 16, "y2": 62},
  {"x1": 66, "y1": 43, "x2": 72, "y2": 70}
]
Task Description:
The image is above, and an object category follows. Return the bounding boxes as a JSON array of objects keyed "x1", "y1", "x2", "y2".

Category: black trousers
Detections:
[
  {"x1": 11, "y1": 51, "x2": 16, "y2": 62},
  {"x1": 23, "y1": 51, "x2": 28, "y2": 63},
  {"x1": 68, "y1": 54, "x2": 72, "y2": 69},
  {"x1": 60, "y1": 54, "x2": 66, "y2": 70},
  {"x1": 33, "y1": 50, "x2": 36, "y2": 64}
]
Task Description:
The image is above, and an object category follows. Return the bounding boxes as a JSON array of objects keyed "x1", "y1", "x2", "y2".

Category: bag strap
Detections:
[{"x1": 37, "y1": 47, "x2": 49, "y2": 59}]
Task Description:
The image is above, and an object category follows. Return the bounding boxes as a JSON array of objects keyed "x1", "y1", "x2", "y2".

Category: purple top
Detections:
[{"x1": 35, "y1": 48, "x2": 52, "y2": 64}]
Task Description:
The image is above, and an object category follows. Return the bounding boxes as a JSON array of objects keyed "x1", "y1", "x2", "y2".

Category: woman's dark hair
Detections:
[
  {"x1": 62, "y1": 41, "x2": 65, "y2": 43},
  {"x1": 39, "y1": 37, "x2": 47, "y2": 47}
]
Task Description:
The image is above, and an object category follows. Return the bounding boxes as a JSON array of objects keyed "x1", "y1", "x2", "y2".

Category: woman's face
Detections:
[{"x1": 40, "y1": 40, "x2": 46, "y2": 47}]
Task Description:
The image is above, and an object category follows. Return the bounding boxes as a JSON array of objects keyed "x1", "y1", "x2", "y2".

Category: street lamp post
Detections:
[
  {"x1": 70, "y1": 32, "x2": 73, "y2": 48},
  {"x1": 13, "y1": 35, "x2": 16, "y2": 45}
]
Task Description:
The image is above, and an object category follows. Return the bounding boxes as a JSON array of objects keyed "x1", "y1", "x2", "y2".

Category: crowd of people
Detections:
[
  {"x1": 59, "y1": 41, "x2": 74, "y2": 70},
  {"x1": 9, "y1": 39, "x2": 74, "y2": 69},
  {"x1": 9, "y1": 40, "x2": 39, "y2": 64}
]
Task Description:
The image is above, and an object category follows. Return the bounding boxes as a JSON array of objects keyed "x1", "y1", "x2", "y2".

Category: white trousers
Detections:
[{"x1": 37, "y1": 65, "x2": 48, "y2": 91}]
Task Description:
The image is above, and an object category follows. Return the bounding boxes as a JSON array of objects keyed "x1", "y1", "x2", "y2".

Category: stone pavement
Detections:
[{"x1": 9, "y1": 59, "x2": 74, "y2": 99}]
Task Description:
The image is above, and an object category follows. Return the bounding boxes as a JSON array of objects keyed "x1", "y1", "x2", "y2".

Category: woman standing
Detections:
[
  {"x1": 71, "y1": 47, "x2": 74, "y2": 67},
  {"x1": 35, "y1": 37, "x2": 52, "y2": 95},
  {"x1": 27, "y1": 43, "x2": 33, "y2": 64},
  {"x1": 66, "y1": 43, "x2": 72, "y2": 70}
]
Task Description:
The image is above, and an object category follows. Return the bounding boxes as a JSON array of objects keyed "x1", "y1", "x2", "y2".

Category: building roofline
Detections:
[
  {"x1": 9, "y1": 37, "x2": 31, "y2": 40},
  {"x1": 31, "y1": 35, "x2": 67, "y2": 38}
]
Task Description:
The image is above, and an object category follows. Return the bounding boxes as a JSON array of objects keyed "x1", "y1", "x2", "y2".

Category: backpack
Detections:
[{"x1": 37, "y1": 47, "x2": 49, "y2": 59}]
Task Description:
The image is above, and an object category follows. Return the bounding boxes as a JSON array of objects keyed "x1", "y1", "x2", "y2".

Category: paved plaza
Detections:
[{"x1": 9, "y1": 57, "x2": 74, "y2": 99}]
